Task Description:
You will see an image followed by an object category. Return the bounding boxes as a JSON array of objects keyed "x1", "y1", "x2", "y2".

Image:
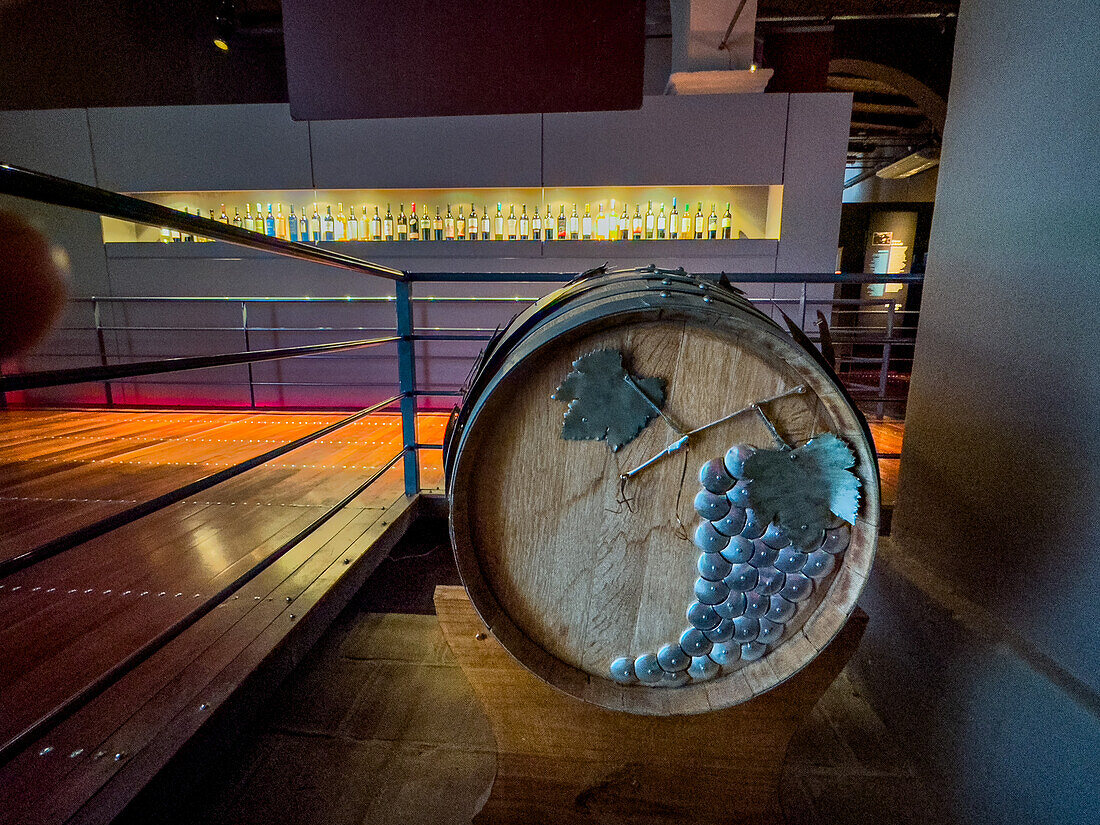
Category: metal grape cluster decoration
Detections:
[{"x1": 551, "y1": 348, "x2": 862, "y2": 688}]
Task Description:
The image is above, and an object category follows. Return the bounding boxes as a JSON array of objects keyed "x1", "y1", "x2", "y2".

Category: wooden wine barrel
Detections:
[{"x1": 445, "y1": 266, "x2": 879, "y2": 715}]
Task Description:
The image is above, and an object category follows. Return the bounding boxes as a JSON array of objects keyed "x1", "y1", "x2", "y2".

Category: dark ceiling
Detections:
[
  {"x1": 0, "y1": 0, "x2": 958, "y2": 112},
  {"x1": 0, "y1": 0, "x2": 287, "y2": 109}
]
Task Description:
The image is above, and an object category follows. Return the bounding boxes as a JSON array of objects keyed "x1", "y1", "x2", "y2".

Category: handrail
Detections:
[
  {"x1": 405, "y1": 271, "x2": 925, "y2": 284},
  {"x1": 0, "y1": 395, "x2": 403, "y2": 578},
  {"x1": 0, "y1": 163, "x2": 407, "y2": 281},
  {"x1": 1, "y1": 335, "x2": 400, "y2": 391}
]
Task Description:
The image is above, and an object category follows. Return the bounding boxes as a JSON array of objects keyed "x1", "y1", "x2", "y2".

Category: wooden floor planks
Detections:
[
  {"x1": 114, "y1": 521, "x2": 953, "y2": 825},
  {"x1": 0, "y1": 408, "x2": 447, "y2": 825},
  {"x1": 0, "y1": 407, "x2": 897, "y2": 825}
]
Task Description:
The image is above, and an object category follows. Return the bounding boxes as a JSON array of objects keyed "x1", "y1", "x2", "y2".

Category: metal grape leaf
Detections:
[
  {"x1": 551, "y1": 349, "x2": 666, "y2": 452},
  {"x1": 742, "y1": 433, "x2": 861, "y2": 549}
]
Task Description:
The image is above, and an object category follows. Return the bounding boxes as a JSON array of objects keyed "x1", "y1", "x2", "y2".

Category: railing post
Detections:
[
  {"x1": 241, "y1": 301, "x2": 256, "y2": 408},
  {"x1": 878, "y1": 298, "x2": 896, "y2": 419},
  {"x1": 395, "y1": 281, "x2": 420, "y2": 497},
  {"x1": 93, "y1": 299, "x2": 114, "y2": 406}
]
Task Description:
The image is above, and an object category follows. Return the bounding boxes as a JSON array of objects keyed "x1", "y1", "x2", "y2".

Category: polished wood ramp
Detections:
[
  {"x1": 0, "y1": 408, "x2": 901, "y2": 824},
  {"x1": 866, "y1": 418, "x2": 902, "y2": 533},
  {"x1": 0, "y1": 408, "x2": 446, "y2": 825}
]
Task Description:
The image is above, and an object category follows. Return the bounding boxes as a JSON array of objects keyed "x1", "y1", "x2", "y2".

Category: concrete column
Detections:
[{"x1": 851, "y1": 1, "x2": 1100, "y2": 823}]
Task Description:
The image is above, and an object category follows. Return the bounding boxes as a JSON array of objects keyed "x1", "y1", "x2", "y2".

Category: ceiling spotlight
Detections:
[{"x1": 214, "y1": 0, "x2": 236, "y2": 51}]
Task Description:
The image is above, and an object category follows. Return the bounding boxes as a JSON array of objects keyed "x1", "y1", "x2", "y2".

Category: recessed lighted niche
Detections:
[{"x1": 101, "y1": 185, "x2": 783, "y2": 244}]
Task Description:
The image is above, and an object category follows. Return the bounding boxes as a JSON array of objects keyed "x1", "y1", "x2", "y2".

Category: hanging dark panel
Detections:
[{"x1": 281, "y1": 0, "x2": 645, "y2": 120}]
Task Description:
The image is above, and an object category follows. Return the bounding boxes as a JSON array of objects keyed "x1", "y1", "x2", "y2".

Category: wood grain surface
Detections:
[
  {"x1": 451, "y1": 311, "x2": 879, "y2": 714},
  {"x1": 0, "y1": 409, "x2": 448, "y2": 797},
  {"x1": 435, "y1": 584, "x2": 868, "y2": 825}
]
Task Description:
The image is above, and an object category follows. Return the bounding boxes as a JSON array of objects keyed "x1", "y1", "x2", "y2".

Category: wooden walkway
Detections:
[
  {"x1": 0, "y1": 408, "x2": 446, "y2": 825},
  {"x1": 0, "y1": 408, "x2": 901, "y2": 824}
]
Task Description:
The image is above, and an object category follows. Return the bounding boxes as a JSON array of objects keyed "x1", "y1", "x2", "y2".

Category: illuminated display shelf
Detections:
[{"x1": 101, "y1": 185, "x2": 783, "y2": 245}]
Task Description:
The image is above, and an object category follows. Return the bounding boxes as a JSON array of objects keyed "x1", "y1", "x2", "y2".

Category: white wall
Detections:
[
  {"x1": 850, "y1": 2, "x2": 1100, "y2": 823},
  {"x1": 0, "y1": 94, "x2": 852, "y2": 408}
]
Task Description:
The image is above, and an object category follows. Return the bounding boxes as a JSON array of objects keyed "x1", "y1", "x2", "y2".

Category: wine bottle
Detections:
[
  {"x1": 288, "y1": 205, "x2": 298, "y2": 241},
  {"x1": 384, "y1": 204, "x2": 395, "y2": 241},
  {"x1": 596, "y1": 203, "x2": 608, "y2": 241},
  {"x1": 433, "y1": 206, "x2": 443, "y2": 240},
  {"x1": 455, "y1": 205, "x2": 466, "y2": 240},
  {"x1": 657, "y1": 203, "x2": 666, "y2": 239},
  {"x1": 276, "y1": 204, "x2": 288, "y2": 239},
  {"x1": 482, "y1": 205, "x2": 491, "y2": 241},
  {"x1": 581, "y1": 204, "x2": 593, "y2": 240},
  {"x1": 681, "y1": 203, "x2": 692, "y2": 239},
  {"x1": 631, "y1": 204, "x2": 643, "y2": 240},
  {"x1": 532, "y1": 206, "x2": 541, "y2": 241},
  {"x1": 220, "y1": 203, "x2": 229, "y2": 224},
  {"x1": 310, "y1": 204, "x2": 322, "y2": 242},
  {"x1": 644, "y1": 201, "x2": 655, "y2": 240},
  {"x1": 301, "y1": 207, "x2": 309, "y2": 242},
  {"x1": 567, "y1": 204, "x2": 578, "y2": 240},
  {"x1": 707, "y1": 204, "x2": 718, "y2": 239},
  {"x1": 494, "y1": 203, "x2": 505, "y2": 241},
  {"x1": 506, "y1": 204, "x2": 518, "y2": 240},
  {"x1": 669, "y1": 197, "x2": 679, "y2": 239},
  {"x1": 266, "y1": 204, "x2": 276, "y2": 237},
  {"x1": 347, "y1": 206, "x2": 358, "y2": 241},
  {"x1": 323, "y1": 206, "x2": 335, "y2": 241},
  {"x1": 467, "y1": 204, "x2": 478, "y2": 240},
  {"x1": 519, "y1": 204, "x2": 529, "y2": 240},
  {"x1": 608, "y1": 199, "x2": 618, "y2": 241},
  {"x1": 396, "y1": 204, "x2": 407, "y2": 241},
  {"x1": 444, "y1": 205, "x2": 456, "y2": 240},
  {"x1": 694, "y1": 202, "x2": 705, "y2": 239},
  {"x1": 722, "y1": 202, "x2": 732, "y2": 239},
  {"x1": 244, "y1": 204, "x2": 255, "y2": 232},
  {"x1": 232, "y1": 207, "x2": 243, "y2": 229},
  {"x1": 332, "y1": 203, "x2": 345, "y2": 241},
  {"x1": 557, "y1": 205, "x2": 567, "y2": 240},
  {"x1": 421, "y1": 206, "x2": 433, "y2": 241},
  {"x1": 256, "y1": 203, "x2": 265, "y2": 234},
  {"x1": 544, "y1": 205, "x2": 555, "y2": 242},
  {"x1": 409, "y1": 204, "x2": 420, "y2": 241},
  {"x1": 370, "y1": 207, "x2": 382, "y2": 241}
]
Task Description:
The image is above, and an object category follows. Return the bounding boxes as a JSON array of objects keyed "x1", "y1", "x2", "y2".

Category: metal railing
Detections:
[
  {"x1": 9, "y1": 279, "x2": 918, "y2": 415},
  {"x1": 0, "y1": 161, "x2": 921, "y2": 761},
  {"x1": 0, "y1": 164, "x2": 923, "y2": 533}
]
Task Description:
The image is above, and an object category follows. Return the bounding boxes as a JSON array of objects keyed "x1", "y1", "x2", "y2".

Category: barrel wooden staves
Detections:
[{"x1": 445, "y1": 265, "x2": 879, "y2": 715}]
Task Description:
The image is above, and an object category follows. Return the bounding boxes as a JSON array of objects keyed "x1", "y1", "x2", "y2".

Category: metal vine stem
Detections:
[{"x1": 618, "y1": 384, "x2": 806, "y2": 484}]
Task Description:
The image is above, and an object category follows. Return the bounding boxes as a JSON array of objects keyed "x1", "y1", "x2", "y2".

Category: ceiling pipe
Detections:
[
  {"x1": 759, "y1": 13, "x2": 957, "y2": 23},
  {"x1": 830, "y1": 58, "x2": 948, "y2": 135}
]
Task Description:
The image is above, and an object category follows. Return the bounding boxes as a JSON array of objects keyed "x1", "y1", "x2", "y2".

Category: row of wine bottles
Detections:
[{"x1": 160, "y1": 199, "x2": 740, "y2": 242}]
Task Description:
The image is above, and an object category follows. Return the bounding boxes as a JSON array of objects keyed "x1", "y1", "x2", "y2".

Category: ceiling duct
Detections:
[
  {"x1": 875, "y1": 147, "x2": 941, "y2": 179},
  {"x1": 666, "y1": 0, "x2": 772, "y2": 94}
]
